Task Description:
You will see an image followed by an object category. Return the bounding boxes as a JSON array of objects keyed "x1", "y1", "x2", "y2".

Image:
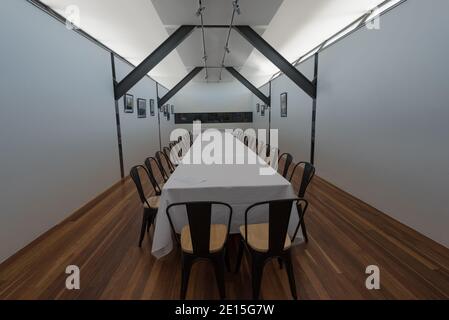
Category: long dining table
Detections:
[{"x1": 151, "y1": 131, "x2": 303, "y2": 259}]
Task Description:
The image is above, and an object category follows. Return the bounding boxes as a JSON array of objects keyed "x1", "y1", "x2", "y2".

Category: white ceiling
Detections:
[{"x1": 41, "y1": 0, "x2": 389, "y2": 88}]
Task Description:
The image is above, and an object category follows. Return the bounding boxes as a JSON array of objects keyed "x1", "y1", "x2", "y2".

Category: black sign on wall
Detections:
[{"x1": 175, "y1": 112, "x2": 253, "y2": 124}]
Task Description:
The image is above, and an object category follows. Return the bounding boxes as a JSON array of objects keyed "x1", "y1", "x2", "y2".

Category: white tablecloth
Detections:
[{"x1": 151, "y1": 132, "x2": 303, "y2": 258}]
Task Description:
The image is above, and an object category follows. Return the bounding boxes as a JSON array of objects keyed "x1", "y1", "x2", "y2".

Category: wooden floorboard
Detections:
[{"x1": 1, "y1": 165, "x2": 449, "y2": 300}]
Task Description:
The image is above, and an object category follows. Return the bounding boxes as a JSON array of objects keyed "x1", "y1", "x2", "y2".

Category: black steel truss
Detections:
[
  {"x1": 226, "y1": 67, "x2": 270, "y2": 106},
  {"x1": 158, "y1": 67, "x2": 204, "y2": 108},
  {"x1": 114, "y1": 25, "x2": 196, "y2": 100},
  {"x1": 233, "y1": 25, "x2": 316, "y2": 99},
  {"x1": 114, "y1": 24, "x2": 316, "y2": 102}
]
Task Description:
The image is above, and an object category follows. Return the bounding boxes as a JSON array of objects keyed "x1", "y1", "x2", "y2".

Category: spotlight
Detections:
[
  {"x1": 233, "y1": 1, "x2": 241, "y2": 15},
  {"x1": 196, "y1": 6, "x2": 206, "y2": 17}
]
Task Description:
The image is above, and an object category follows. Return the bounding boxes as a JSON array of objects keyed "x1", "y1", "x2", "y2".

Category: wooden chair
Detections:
[
  {"x1": 289, "y1": 162, "x2": 316, "y2": 242},
  {"x1": 278, "y1": 153, "x2": 293, "y2": 179},
  {"x1": 166, "y1": 201, "x2": 233, "y2": 300},
  {"x1": 130, "y1": 165, "x2": 161, "y2": 247},
  {"x1": 235, "y1": 198, "x2": 308, "y2": 300}
]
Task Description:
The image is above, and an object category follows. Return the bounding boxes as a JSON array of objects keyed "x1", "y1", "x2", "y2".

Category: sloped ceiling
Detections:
[{"x1": 41, "y1": 0, "x2": 389, "y2": 88}]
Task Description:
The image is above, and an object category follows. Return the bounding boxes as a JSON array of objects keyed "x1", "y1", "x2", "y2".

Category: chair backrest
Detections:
[
  {"x1": 144, "y1": 157, "x2": 164, "y2": 195},
  {"x1": 278, "y1": 153, "x2": 293, "y2": 178},
  {"x1": 289, "y1": 162, "x2": 316, "y2": 198},
  {"x1": 130, "y1": 165, "x2": 152, "y2": 208},
  {"x1": 163, "y1": 147, "x2": 176, "y2": 170},
  {"x1": 155, "y1": 151, "x2": 173, "y2": 179},
  {"x1": 166, "y1": 202, "x2": 233, "y2": 256},
  {"x1": 244, "y1": 198, "x2": 300, "y2": 255}
]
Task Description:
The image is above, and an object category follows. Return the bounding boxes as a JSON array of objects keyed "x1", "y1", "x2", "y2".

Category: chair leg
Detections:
[
  {"x1": 212, "y1": 255, "x2": 226, "y2": 299},
  {"x1": 301, "y1": 220, "x2": 309, "y2": 243},
  {"x1": 251, "y1": 255, "x2": 264, "y2": 300},
  {"x1": 138, "y1": 212, "x2": 148, "y2": 247},
  {"x1": 180, "y1": 254, "x2": 193, "y2": 300},
  {"x1": 147, "y1": 210, "x2": 156, "y2": 233},
  {"x1": 283, "y1": 252, "x2": 298, "y2": 300},
  {"x1": 278, "y1": 257, "x2": 283, "y2": 269},
  {"x1": 224, "y1": 246, "x2": 231, "y2": 272},
  {"x1": 235, "y1": 238, "x2": 245, "y2": 273}
]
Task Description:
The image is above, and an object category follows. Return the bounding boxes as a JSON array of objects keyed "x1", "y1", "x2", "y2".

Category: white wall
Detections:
[
  {"x1": 251, "y1": 83, "x2": 270, "y2": 131},
  {"x1": 173, "y1": 81, "x2": 253, "y2": 131},
  {"x1": 0, "y1": 0, "x2": 120, "y2": 262},
  {"x1": 270, "y1": 59, "x2": 315, "y2": 160},
  {"x1": 115, "y1": 58, "x2": 161, "y2": 173},
  {"x1": 315, "y1": 0, "x2": 449, "y2": 247},
  {"x1": 158, "y1": 85, "x2": 177, "y2": 147}
]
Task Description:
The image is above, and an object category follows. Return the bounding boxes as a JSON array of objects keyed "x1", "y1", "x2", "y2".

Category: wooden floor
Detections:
[{"x1": 1, "y1": 165, "x2": 449, "y2": 300}]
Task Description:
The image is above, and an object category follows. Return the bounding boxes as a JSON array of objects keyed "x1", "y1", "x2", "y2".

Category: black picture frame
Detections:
[
  {"x1": 256, "y1": 103, "x2": 260, "y2": 113},
  {"x1": 149, "y1": 99, "x2": 155, "y2": 116},
  {"x1": 167, "y1": 112, "x2": 171, "y2": 121},
  {"x1": 124, "y1": 94, "x2": 134, "y2": 113},
  {"x1": 261, "y1": 105, "x2": 265, "y2": 116},
  {"x1": 280, "y1": 92, "x2": 288, "y2": 117},
  {"x1": 137, "y1": 98, "x2": 147, "y2": 118},
  {"x1": 171, "y1": 105, "x2": 174, "y2": 114}
]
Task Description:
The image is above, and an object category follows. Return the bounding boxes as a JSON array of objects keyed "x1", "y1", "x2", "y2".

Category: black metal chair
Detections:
[
  {"x1": 235, "y1": 198, "x2": 308, "y2": 300},
  {"x1": 144, "y1": 157, "x2": 166, "y2": 188},
  {"x1": 155, "y1": 151, "x2": 173, "y2": 180},
  {"x1": 130, "y1": 165, "x2": 160, "y2": 247},
  {"x1": 166, "y1": 201, "x2": 233, "y2": 300},
  {"x1": 289, "y1": 162, "x2": 315, "y2": 242},
  {"x1": 163, "y1": 146, "x2": 177, "y2": 170},
  {"x1": 278, "y1": 153, "x2": 293, "y2": 179}
]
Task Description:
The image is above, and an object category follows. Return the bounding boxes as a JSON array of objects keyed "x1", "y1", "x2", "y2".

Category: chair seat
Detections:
[
  {"x1": 144, "y1": 196, "x2": 160, "y2": 209},
  {"x1": 181, "y1": 224, "x2": 228, "y2": 254},
  {"x1": 239, "y1": 223, "x2": 291, "y2": 253}
]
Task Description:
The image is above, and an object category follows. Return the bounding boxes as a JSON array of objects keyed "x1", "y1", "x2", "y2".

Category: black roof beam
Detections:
[
  {"x1": 233, "y1": 25, "x2": 317, "y2": 99},
  {"x1": 225, "y1": 67, "x2": 270, "y2": 106},
  {"x1": 158, "y1": 67, "x2": 204, "y2": 107},
  {"x1": 114, "y1": 25, "x2": 196, "y2": 100}
]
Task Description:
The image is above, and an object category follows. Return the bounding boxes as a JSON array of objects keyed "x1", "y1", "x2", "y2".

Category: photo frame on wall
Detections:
[
  {"x1": 149, "y1": 99, "x2": 155, "y2": 116},
  {"x1": 261, "y1": 105, "x2": 265, "y2": 116},
  {"x1": 164, "y1": 104, "x2": 169, "y2": 115},
  {"x1": 137, "y1": 98, "x2": 147, "y2": 118},
  {"x1": 167, "y1": 112, "x2": 171, "y2": 121},
  {"x1": 280, "y1": 92, "x2": 288, "y2": 117},
  {"x1": 124, "y1": 94, "x2": 134, "y2": 113},
  {"x1": 256, "y1": 103, "x2": 260, "y2": 113},
  {"x1": 171, "y1": 105, "x2": 174, "y2": 114}
]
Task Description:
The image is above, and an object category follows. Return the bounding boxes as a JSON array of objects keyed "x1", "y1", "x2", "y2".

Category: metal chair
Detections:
[
  {"x1": 289, "y1": 162, "x2": 315, "y2": 242},
  {"x1": 278, "y1": 153, "x2": 293, "y2": 179},
  {"x1": 130, "y1": 165, "x2": 160, "y2": 247},
  {"x1": 155, "y1": 151, "x2": 173, "y2": 181},
  {"x1": 235, "y1": 198, "x2": 308, "y2": 300},
  {"x1": 166, "y1": 201, "x2": 233, "y2": 300}
]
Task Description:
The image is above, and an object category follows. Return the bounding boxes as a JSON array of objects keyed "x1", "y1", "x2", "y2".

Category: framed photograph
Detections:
[
  {"x1": 256, "y1": 103, "x2": 260, "y2": 113},
  {"x1": 124, "y1": 94, "x2": 134, "y2": 113},
  {"x1": 149, "y1": 99, "x2": 155, "y2": 116},
  {"x1": 164, "y1": 105, "x2": 169, "y2": 115},
  {"x1": 137, "y1": 98, "x2": 147, "y2": 118},
  {"x1": 171, "y1": 105, "x2": 174, "y2": 114},
  {"x1": 166, "y1": 112, "x2": 171, "y2": 121},
  {"x1": 280, "y1": 92, "x2": 288, "y2": 117},
  {"x1": 261, "y1": 105, "x2": 265, "y2": 116}
]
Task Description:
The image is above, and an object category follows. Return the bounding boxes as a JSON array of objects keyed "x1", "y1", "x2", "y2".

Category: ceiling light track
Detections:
[
  {"x1": 197, "y1": 0, "x2": 209, "y2": 81},
  {"x1": 218, "y1": 0, "x2": 241, "y2": 81}
]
